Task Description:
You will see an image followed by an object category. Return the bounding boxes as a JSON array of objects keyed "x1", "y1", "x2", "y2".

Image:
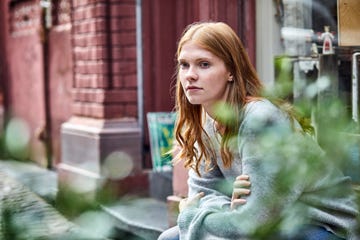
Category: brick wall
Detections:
[{"x1": 71, "y1": 0, "x2": 137, "y2": 119}]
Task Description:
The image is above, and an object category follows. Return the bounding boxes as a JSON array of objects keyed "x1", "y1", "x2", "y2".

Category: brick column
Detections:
[{"x1": 58, "y1": 0, "x2": 147, "y2": 203}]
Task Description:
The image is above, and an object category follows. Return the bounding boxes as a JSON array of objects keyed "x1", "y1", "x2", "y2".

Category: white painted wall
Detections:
[{"x1": 255, "y1": 0, "x2": 284, "y2": 86}]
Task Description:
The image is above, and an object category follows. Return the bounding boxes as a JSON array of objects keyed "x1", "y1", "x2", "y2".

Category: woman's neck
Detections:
[{"x1": 204, "y1": 110, "x2": 225, "y2": 136}]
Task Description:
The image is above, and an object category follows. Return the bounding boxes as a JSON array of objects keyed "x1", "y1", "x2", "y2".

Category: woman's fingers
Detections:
[
  {"x1": 179, "y1": 192, "x2": 204, "y2": 212},
  {"x1": 193, "y1": 191, "x2": 205, "y2": 200},
  {"x1": 233, "y1": 174, "x2": 251, "y2": 191},
  {"x1": 234, "y1": 174, "x2": 250, "y2": 186},
  {"x1": 187, "y1": 192, "x2": 204, "y2": 204},
  {"x1": 236, "y1": 174, "x2": 249, "y2": 180},
  {"x1": 233, "y1": 180, "x2": 251, "y2": 188},
  {"x1": 230, "y1": 198, "x2": 247, "y2": 209},
  {"x1": 232, "y1": 188, "x2": 250, "y2": 200},
  {"x1": 231, "y1": 174, "x2": 251, "y2": 210}
]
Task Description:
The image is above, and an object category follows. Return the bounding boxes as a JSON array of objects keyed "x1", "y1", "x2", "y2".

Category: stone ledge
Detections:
[
  {"x1": 0, "y1": 160, "x2": 57, "y2": 203},
  {"x1": 0, "y1": 170, "x2": 107, "y2": 239},
  {"x1": 0, "y1": 160, "x2": 171, "y2": 239},
  {"x1": 101, "y1": 197, "x2": 169, "y2": 240}
]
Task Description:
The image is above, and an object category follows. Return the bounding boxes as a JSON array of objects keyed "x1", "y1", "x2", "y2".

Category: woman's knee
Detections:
[{"x1": 157, "y1": 226, "x2": 180, "y2": 240}]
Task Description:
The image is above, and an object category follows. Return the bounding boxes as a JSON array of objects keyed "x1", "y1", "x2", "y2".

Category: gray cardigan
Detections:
[{"x1": 178, "y1": 99, "x2": 359, "y2": 239}]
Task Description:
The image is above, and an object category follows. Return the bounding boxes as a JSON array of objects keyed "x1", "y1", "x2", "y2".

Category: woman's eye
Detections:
[
  {"x1": 199, "y1": 62, "x2": 210, "y2": 68},
  {"x1": 179, "y1": 62, "x2": 189, "y2": 69}
]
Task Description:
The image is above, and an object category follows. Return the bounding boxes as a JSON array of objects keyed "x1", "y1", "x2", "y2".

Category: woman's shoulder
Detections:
[
  {"x1": 244, "y1": 98, "x2": 285, "y2": 120},
  {"x1": 241, "y1": 98, "x2": 292, "y2": 132}
]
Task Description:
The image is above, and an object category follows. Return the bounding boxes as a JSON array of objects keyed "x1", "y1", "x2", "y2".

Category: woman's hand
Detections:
[
  {"x1": 179, "y1": 192, "x2": 205, "y2": 212},
  {"x1": 231, "y1": 174, "x2": 251, "y2": 210}
]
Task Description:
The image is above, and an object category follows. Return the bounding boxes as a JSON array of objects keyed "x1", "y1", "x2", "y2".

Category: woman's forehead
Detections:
[{"x1": 178, "y1": 42, "x2": 216, "y2": 60}]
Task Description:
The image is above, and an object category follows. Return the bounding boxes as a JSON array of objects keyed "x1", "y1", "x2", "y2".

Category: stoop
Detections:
[
  {"x1": 100, "y1": 170, "x2": 173, "y2": 240},
  {"x1": 101, "y1": 197, "x2": 169, "y2": 240}
]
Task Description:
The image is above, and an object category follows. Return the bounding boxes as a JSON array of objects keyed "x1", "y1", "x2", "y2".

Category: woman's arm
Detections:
[
  {"x1": 187, "y1": 163, "x2": 233, "y2": 210},
  {"x1": 181, "y1": 174, "x2": 250, "y2": 212}
]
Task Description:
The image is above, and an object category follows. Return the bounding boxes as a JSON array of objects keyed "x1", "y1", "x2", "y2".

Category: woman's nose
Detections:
[{"x1": 185, "y1": 66, "x2": 198, "y2": 81}]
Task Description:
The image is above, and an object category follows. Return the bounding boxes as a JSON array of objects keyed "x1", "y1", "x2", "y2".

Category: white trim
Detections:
[
  {"x1": 255, "y1": 0, "x2": 283, "y2": 87},
  {"x1": 136, "y1": 0, "x2": 144, "y2": 144}
]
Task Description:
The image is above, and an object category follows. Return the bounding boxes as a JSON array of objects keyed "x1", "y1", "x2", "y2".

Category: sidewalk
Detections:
[
  {"x1": 0, "y1": 159, "x2": 169, "y2": 240},
  {"x1": 0, "y1": 165, "x2": 106, "y2": 239},
  {"x1": 0, "y1": 160, "x2": 57, "y2": 202}
]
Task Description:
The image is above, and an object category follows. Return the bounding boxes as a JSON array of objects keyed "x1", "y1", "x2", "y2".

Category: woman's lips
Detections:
[{"x1": 186, "y1": 86, "x2": 202, "y2": 91}]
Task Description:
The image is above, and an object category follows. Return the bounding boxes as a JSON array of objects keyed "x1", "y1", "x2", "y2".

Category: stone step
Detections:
[
  {"x1": 101, "y1": 197, "x2": 169, "y2": 240},
  {"x1": 0, "y1": 160, "x2": 57, "y2": 203},
  {"x1": 0, "y1": 160, "x2": 172, "y2": 239},
  {"x1": 0, "y1": 170, "x2": 107, "y2": 239}
]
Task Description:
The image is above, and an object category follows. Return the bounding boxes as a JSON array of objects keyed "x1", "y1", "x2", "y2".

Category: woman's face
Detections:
[{"x1": 178, "y1": 41, "x2": 232, "y2": 113}]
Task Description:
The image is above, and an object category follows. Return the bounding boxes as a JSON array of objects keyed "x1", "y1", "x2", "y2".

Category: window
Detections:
[{"x1": 257, "y1": 0, "x2": 360, "y2": 121}]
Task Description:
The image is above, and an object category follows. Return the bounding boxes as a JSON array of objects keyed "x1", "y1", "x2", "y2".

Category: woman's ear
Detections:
[{"x1": 228, "y1": 74, "x2": 234, "y2": 82}]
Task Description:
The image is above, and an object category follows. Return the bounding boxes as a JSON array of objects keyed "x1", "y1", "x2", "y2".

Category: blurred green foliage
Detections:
[{"x1": 1, "y1": 55, "x2": 360, "y2": 239}]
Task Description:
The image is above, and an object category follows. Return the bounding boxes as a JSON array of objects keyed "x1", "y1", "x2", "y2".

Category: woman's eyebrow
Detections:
[
  {"x1": 196, "y1": 57, "x2": 211, "y2": 61},
  {"x1": 178, "y1": 57, "x2": 211, "y2": 62},
  {"x1": 177, "y1": 59, "x2": 187, "y2": 64}
]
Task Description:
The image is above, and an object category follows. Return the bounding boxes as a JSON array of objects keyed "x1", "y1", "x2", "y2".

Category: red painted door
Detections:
[
  {"x1": 47, "y1": 0, "x2": 73, "y2": 167},
  {"x1": 7, "y1": 0, "x2": 48, "y2": 166},
  {"x1": 141, "y1": 0, "x2": 256, "y2": 168}
]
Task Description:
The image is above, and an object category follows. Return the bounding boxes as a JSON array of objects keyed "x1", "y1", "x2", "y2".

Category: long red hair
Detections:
[{"x1": 173, "y1": 22, "x2": 263, "y2": 175}]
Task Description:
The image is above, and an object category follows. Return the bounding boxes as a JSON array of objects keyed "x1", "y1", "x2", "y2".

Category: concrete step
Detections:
[
  {"x1": 0, "y1": 160, "x2": 172, "y2": 240},
  {"x1": 0, "y1": 170, "x2": 107, "y2": 239},
  {"x1": 0, "y1": 159, "x2": 57, "y2": 203},
  {"x1": 0, "y1": 160, "x2": 171, "y2": 240},
  {"x1": 101, "y1": 197, "x2": 169, "y2": 240}
]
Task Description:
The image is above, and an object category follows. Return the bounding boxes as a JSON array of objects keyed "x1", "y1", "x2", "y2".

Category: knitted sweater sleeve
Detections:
[
  {"x1": 177, "y1": 100, "x2": 359, "y2": 239},
  {"x1": 187, "y1": 165, "x2": 233, "y2": 210}
]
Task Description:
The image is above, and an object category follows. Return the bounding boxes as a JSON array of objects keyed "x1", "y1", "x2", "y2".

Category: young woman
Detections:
[{"x1": 158, "y1": 21, "x2": 359, "y2": 240}]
